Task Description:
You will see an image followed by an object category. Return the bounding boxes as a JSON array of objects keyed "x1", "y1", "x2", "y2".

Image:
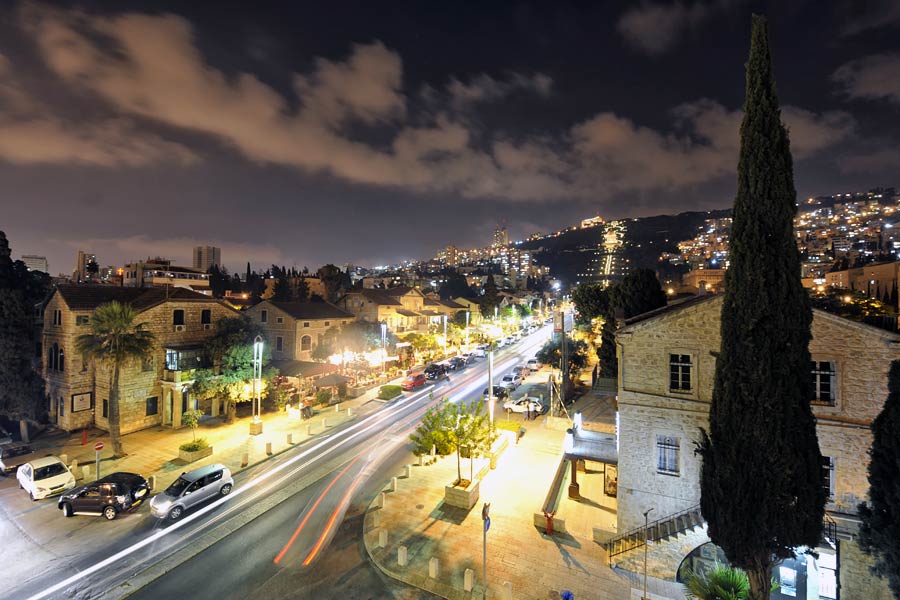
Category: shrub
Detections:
[
  {"x1": 337, "y1": 382, "x2": 348, "y2": 399},
  {"x1": 179, "y1": 438, "x2": 210, "y2": 452},
  {"x1": 315, "y1": 389, "x2": 332, "y2": 405},
  {"x1": 378, "y1": 385, "x2": 402, "y2": 400}
]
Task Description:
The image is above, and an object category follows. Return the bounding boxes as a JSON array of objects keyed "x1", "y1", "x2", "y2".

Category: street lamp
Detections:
[
  {"x1": 643, "y1": 507, "x2": 654, "y2": 600},
  {"x1": 487, "y1": 349, "x2": 494, "y2": 428},
  {"x1": 442, "y1": 314, "x2": 448, "y2": 355},
  {"x1": 250, "y1": 335, "x2": 264, "y2": 435},
  {"x1": 380, "y1": 321, "x2": 387, "y2": 377},
  {"x1": 465, "y1": 310, "x2": 470, "y2": 349}
]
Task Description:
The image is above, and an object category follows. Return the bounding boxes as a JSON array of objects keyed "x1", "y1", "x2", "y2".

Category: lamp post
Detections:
[
  {"x1": 465, "y1": 310, "x2": 470, "y2": 349},
  {"x1": 442, "y1": 314, "x2": 448, "y2": 356},
  {"x1": 487, "y1": 349, "x2": 494, "y2": 427},
  {"x1": 643, "y1": 507, "x2": 654, "y2": 600},
  {"x1": 250, "y1": 335, "x2": 264, "y2": 435},
  {"x1": 380, "y1": 321, "x2": 387, "y2": 377}
]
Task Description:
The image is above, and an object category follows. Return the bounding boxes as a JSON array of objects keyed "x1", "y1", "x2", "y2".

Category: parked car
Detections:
[
  {"x1": 472, "y1": 345, "x2": 488, "y2": 357},
  {"x1": 461, "y1": 352, "x2": 476, "y2": 364},
  {"x1": 17, "y1": 456, "x2": 76, "y2": 500},
  {"x1": 503, "y1": 396, "x2": 546, "y2": 414},
  {"x1": 424, "y1": 363, "x2": 448, "y2": 380},
  {"x1": 482, "y1": 386, "x2": 509, "y2": 401},
  {"x1": 512, "y1": 365, "x2": 527, "y2": 377},
  {"x1": 526, "y1": 359, "x2": 540, "y2": 372},
  {"x1": 401, "y1": 373, "x2": 427, "y2": 390},
  {"x1": 503, "y1": 336, "x2": 515, "y2": 346},
  {"x1": 0, "y1": 426, "x2": 12, "y2": 445},
  {"x1": 58, "y1": 472, "x2": 150, "y2": 520},
  {"x1": 449, "y1": 357, "x2": 467, "y2": 370},
  {"x1": 150, "y1": 463, "x2": 234, "y2": 521},
  {"x1": 501, "y1": 374, "x2": 522, "y2": 390},
  {"x1": 0, "y1": 443, "x2": 34, "y2": 474}
]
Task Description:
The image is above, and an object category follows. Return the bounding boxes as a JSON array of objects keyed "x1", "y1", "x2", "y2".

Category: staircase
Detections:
[{"x1": 604, "y1": 504, "x2": 705, "y2": 565}]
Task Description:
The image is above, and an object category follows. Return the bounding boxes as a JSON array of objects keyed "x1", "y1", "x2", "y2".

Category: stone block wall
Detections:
[{"x1": 840, "y1": 538, "x2": 893, "y2": 600}]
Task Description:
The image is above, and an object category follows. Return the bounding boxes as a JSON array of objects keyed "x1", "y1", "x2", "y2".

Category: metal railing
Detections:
[{"x1": 605, "y1": 503, "x2": 703, "y2": 563}]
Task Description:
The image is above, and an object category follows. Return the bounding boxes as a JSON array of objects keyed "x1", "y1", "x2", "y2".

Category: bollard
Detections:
[
  {"x1": 323, "y1": 418, "x2": 328, "y2": 428},
  {"x1": 398, "y1": 545, "x2": 408, "y2": 567},
  {"x1": 429, "y1": 557, "x2": 440, "y2": 579},
  {"x1": 502, "y1": 581, "x2": 512, "y2": 600},
  {"x1": 418, "y1": 454, "x2": 424, "y2": 467},
  {"x1": 463, "y1": 568, "x2": 475, "y2": 592},
  {"x1": 378, "y1": 529, "x2": 387, "y2": 548},
  {"x1": 287, "y1": 433, "x2": 293, "y2": 445},
  {"x1": 403, "y1": 465, "x2": 411, "y2": 478},
  {"x1": 335, "y1": 403, "x2": 340, "y2": 412},
  {"x1": 265, "y1": 441, "x2": 273, "y2": 456},
  {"x1": 347, "y1": 407, "x2": 352, "y2": 417},
  {"x1": 431, "y1": 444, "x2": 436, "y2": 458},
  {"x1": 241, "y1": 452, "x2": 249, "y2": 468},
  {"x1": 307, "y1": 424, "x2": 312, "y2": 436},
  {"x1": 379, "y1": 492, "x2": 386, "y2": 508},
  {"x1": 148, "y1": 475, "x2": 156, "y2": 491},
  {"x1": 389, "y1": 476, "x2": 397, "y2": 492},
  {"x1": 82, "y1": 465, "x2": 91, "y2": 479},
  {"x1": 59, "y1": 453, "x2": 68, "y2": 466}
]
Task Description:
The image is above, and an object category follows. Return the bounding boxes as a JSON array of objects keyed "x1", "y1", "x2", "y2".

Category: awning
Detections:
[
  {"x1": 271, "y1": 360, "x2": 339, "y2": 379},
  {"x1": 396, "y1": 309, "x2": 420, "y2": 317},
  {"x1": 567, "y1": 429, "x2": 618, "y2": 465},
  {"x1": 316, "y1": 373, "x2": 352, "y2": 387}
]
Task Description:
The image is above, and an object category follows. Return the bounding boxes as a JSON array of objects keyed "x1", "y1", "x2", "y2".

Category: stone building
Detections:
[
  {"x1": 337, "y1": 286, "x2": 461, "y2": 333},
  {"x1": 245, "y1": 300, "x2": 355, "y2": 362},
  {"x1": 615, "y1": 294, "x2": 893, "y2": 599},
  {"x1": 43, "y1": 285, "x2": 238, "y2": 433}
]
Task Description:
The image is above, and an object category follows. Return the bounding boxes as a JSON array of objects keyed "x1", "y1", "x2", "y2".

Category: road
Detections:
[{"x1": 2, "y1": 326, "x2": 551, "y2": 600}]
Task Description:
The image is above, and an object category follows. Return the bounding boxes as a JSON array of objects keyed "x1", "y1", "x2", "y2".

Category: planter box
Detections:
[
  {"x1": 444, "y1": 479, "x2": 480, "y2": 510},
  {"x1": 179, "y1": 445, "x2": 213, "y2": 463}
]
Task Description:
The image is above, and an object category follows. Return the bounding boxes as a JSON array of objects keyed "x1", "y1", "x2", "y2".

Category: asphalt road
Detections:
[{"x1": 5, "y1": 326, "x2": 551, "y2": 600}]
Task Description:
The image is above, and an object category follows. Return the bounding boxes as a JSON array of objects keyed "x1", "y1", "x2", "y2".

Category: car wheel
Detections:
[
  {"x1": 29, "y1": 491, "x2": 36, "y2": 502},
  {"x1": 168, "y1": 506, "x2": 183, "y2": 521},
  {"x1": 103, "y1": 506, "x2": 117, "y2": 520},
  {"x1": 219, "y1": 483, "x2": 233, "y2": 497},
  {"x1": 61, "y1": 502, "x2": 73, "y2": 517}
]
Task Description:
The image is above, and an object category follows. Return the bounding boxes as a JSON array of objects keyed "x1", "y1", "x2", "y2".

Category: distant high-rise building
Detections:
[
  {"x1": 492, "y1": 225, "x2": 508, "y2": 247},
  {"x1": 193, "y1": 246, "x2": 221, "y2": 272},
  {"x1": 439, "y1": 245, "x2": 460, "y2": 267},
  {"x1": 21, "y1": 255, "x2": 48, "y2": 273},
  {"x1": 74, "y1": 250, "x2": 97, "y2": 282}
]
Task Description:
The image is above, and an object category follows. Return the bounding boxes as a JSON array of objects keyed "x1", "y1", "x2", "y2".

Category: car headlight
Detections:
[{"x1": 152, "y1": 497, "x2": 172, "y2": 511}]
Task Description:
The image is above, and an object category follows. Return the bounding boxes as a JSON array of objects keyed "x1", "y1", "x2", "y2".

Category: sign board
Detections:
[
  {"x1": 72, "y1": 392, "x2": 92, "y2": 412},
  {"x1": 553, "y1": 311, "x2": 575, "y2": 333},
  {"x1": 484, "y1": 516, "x2": 491, "y2": 532},
  {"x1": 94, "y1": 442, "x2": 104, "y2": 452}
]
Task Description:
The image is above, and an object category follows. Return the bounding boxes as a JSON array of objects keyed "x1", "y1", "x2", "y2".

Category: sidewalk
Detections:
[
  {"x1": 27, "y1": 382, "x2": 394, "y2": 493},
  {"x1": 362, "y1": 411, "x2": 635, "y2": 600}
]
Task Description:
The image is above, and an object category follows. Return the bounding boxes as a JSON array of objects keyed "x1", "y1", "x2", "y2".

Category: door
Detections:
[
  {"x1": 202, "y1": 470, "x2": 223, "y2": 501},
  {"x1": 182, "y1": 479, "x2": 205, "y2": 508},
  {"x1": 79, "y1": 485, "x2": 103, "y2": 513}
]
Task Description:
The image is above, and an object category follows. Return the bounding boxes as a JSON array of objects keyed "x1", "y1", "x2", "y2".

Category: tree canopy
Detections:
[
  {"x1": 572, "y1": 282, "x2": 611, "y2": 324},
  {"x1": 610, "y1": 268, "x2": 666, "y2": 319}
]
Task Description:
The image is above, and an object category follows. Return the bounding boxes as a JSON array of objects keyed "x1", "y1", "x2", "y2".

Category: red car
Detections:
[{"x1": 401, "y1": 373, "x2": 427, "y2": 391}]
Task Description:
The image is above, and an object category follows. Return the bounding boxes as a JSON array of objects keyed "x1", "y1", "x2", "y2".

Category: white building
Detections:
[
  {"x1": 21, "y1": 255, "x2": 48, "y2": 273},
  {"x1": 193, "y1": 246, "x2": 221, "y2": 272}
]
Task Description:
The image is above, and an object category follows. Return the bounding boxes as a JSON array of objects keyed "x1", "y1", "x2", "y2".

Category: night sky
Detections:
[{"x1": 1, "y1": 0, "x2": 899, "y2": 275}]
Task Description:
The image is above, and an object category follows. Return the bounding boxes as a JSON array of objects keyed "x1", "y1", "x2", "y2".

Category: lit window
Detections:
[
  {"x1": 669, "y1": 354, "x2": 692, "y2": 392},
  {"x1": 657, "y1": 435, "x2": 680, "y2": 475},
  {"x1": 811, "y1": 361, "x2": 836, "y2": 405}
]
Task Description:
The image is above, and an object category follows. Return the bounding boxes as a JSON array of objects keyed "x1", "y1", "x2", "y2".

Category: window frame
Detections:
[
  {"x1": 276, "y1": 336, "x2": 283, "y2": 352},
  {"x1": 145, "y1": 396, "x2": 159, "y2": 417},
  {"x1": 656, "y1": 435, "x2": 680, "y2": 476},
  {"x1": 173, "y1": 309, "x2": 185, "y2": 326},
  {"x1": 300, "y1": 335, "x2": 312, "y2": 352},
  {"x1": 200, "y1": 309, "x2": 211, "y2": 325},
  {"x1": 261, "y1": 310, "x2": 268, "y2": 323},
  {"x1": 823, "y1": 456, "x2": 835, "y2": 502},
  {"x1": 668, "y1": 353, "x2": 692, "y2": 393},
  {"x1": 811, "y1": 360, "x2": 837, "y2": 406},
  {"x1": 275, "y1": 316, "x2": 284, "y2": 324}
]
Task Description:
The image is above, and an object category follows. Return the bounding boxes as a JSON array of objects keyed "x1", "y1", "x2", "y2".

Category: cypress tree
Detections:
[
  {"x1": 858, "y1": 360, "x2": 900, "y2": 599},
  {"x1": 598, "y1": 307, "x2": 618, "y2": 378},
  {"x1": 697, "y1": 16, "x2": 825, "y2": 600}
]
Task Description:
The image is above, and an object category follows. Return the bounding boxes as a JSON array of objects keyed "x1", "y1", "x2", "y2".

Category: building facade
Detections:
[
  {"x1": 245, "y1": 300, "x2": 355, "y2": 362},
  {"x1": 192, "y1": 246, "x2": 221, "y2": 272},
  {"x1": 123, "y1": 258, "x2": 210, "y2": 292},
  {"x1": 43, "y1": 286, "x2": 238, "y2": 434},
  {"x1": 21, "y1": 255, "x2": 48, "y2": 273},
  {"x1": 73, "y1": 250, "x2": 96, "y2": 282},
  {"x1": 615, "y1": 294, "x2": 893, "y2": 599}
]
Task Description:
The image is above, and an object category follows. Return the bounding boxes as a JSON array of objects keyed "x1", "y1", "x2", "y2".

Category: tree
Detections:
[
  {"x1": 191, "y1": 317, "x2": 271, "y2": 422},
  {"x1": 610, "y1": 268, "x2": 666, "y2": 319},
  {"x1": 536, "y1": 336, "x2": 588, "y2": 375},
  {"x1": 317, "y1": 264, "x2": 350, "y2": 302},
  {"x1": 76, "y1": 301, "x2": 156, "y2": 457},
  {"x1": 182, "y1": 409, "x2": 203, "y2": 442},
  {"x1": 697, "y1": 16, "x2": 825, "y2": 600},
  {"x1": 572, "y1": 282, "x2": 610, "y2": 324},
  {"x1": 858, "y1": 360, "x2": 900, "y2": 598},
  {"x1": 438, "y1": 270, "x2": 473, "y2": 301},
  {"x1": 272, "y1": 275, "x2": 293, "y2": 301},
  {"x1": 480, "y1": 275, "x2": 500, "y2": 317},
  {"x1": 0, "y1": 232, "x2": 48, "y2": 439},
  {"x1": 295, "y1": 274, "x2": 310, "y2": 302},
  {"x1": 597, "y1": 308, "x2": 618, "y2": 378},
  {"x1": 410, "y1": 401, "x2": 453, "y2": 457}
]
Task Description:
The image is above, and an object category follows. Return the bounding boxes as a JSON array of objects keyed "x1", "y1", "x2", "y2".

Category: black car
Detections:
[
  {"x1": 449, "y1": 357, "x2": 467, "y2": 370},
  {"x1": 482, "y1": 386, "x2": 509, "y2": 400},
  {"x1": 424, "y1": 363, "x2": 448, "y2": 380},
  {"x1": 58, "y1": 472, "x2": 150, "y2": 520}
]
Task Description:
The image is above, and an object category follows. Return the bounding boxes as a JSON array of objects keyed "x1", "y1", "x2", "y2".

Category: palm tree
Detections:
[
  {"x1": 76, "y1": 301, "x2": 155, "y2": 457},
  {"x1": 683, "y1": 563, "x2": 749, "y2": 600}
]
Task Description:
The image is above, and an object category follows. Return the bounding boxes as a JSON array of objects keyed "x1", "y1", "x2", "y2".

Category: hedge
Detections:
[{"x1": 378, "y1": 385, "x2": 403, "y2": 400}]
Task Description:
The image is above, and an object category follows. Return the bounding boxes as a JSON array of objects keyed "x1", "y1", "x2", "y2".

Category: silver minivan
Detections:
[{"x1": 150, "y1": 463, "x2": 233, "y2": 521}]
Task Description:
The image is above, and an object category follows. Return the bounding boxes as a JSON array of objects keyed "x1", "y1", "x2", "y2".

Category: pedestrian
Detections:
[{"x1": 526, "y1": 404, "x2": 531, "y2": 421}]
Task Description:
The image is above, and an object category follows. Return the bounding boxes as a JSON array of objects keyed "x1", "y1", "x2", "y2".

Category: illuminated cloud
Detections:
[
  {"x1": 616, "y1": 1, "x2": 741, "y2": 56},
  {"x1": 833, "y1": 53, "x2": 900, "y2": 105}
]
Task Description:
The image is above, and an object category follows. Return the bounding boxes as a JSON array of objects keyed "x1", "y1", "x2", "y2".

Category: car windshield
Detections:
[
  {"x1": 165, "y1": 477, "x2": 191, "y2": 496},
  {"x1": 34, "y1": 462, "x2": 67, "y2": 480}
]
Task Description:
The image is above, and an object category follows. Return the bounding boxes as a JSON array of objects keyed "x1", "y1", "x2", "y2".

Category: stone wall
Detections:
[
  {"x1": 840, "y1": 538, "x2": 893, "y2": 600},
  {"x1": 43, "y1": 295, "x2": 96, "y2": 431}
]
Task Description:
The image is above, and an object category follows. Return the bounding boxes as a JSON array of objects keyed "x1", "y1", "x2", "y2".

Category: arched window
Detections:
[
  {"x1": 48, "y1": 346, "x2": 55, "y2": 371},
  {"x1": 58, "y1": 347, "x2": 64, "y2": 372},
  {"x1": 48, "y1": 343, "x2": 62, "y2": 371},
  {"x1": 300, "y1": 335, "x2": 311, "y2": 351}
]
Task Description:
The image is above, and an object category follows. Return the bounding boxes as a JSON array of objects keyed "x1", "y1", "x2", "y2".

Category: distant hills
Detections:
[{"x1": 517, "y1": 208, "x2": 731, "y2": 284}]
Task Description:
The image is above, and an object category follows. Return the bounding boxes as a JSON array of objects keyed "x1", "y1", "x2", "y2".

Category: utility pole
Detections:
[
  {"x1": 643, "y1": 507, "x2": 654, "y2": 600},
  {"x1": 482, "y1": 502, "x2": 491, "y2": 600}
]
